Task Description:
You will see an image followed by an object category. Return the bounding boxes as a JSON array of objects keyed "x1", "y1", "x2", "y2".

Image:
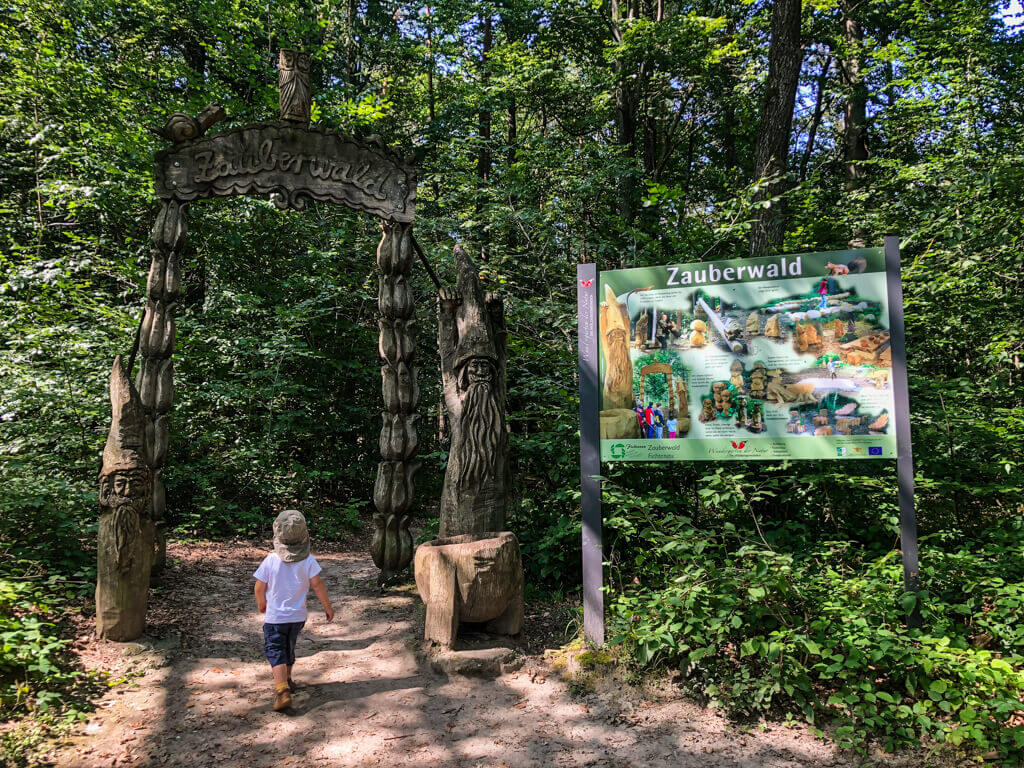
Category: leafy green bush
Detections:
[
  {"x1": 605, "y1": 478, "x2": 1024, "y2": 761},
  {"x1": 0, "y1": 577, "x2": 75, "y2": 714},
  {"x1": 0, "y1": 561, "x2": 102, "y2": 762}
]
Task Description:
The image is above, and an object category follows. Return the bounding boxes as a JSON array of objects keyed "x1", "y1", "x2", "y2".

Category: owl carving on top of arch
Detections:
[{"x1": 279, "y1": 49, "x2": 311, "y2": 123}]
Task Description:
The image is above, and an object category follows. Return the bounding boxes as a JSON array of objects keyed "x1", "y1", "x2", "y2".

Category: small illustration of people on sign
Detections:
[{"x1": 817, "y1": 275, "x2": 830, "y2": 309}]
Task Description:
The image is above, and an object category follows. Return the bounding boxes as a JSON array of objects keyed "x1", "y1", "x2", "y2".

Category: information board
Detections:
[{"x1": 596, "y1": 248, "x2": 900, "y2": 461}]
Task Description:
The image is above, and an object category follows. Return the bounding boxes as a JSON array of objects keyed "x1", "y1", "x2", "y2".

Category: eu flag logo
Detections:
[{"x1": 869, "y1": 446, "x2": 883, "y2": 456}]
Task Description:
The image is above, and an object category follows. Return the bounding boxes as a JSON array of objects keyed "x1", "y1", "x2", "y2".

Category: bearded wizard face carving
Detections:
[
  {"x1": 279, "y1": 49, "x2": 311, "y2": 123},
  {"x1": 98, "y1": 356, "x2": 153, "y2": 573},
  {"x1": 99, "y1": 466, "x2": 152, "y2": 573}
]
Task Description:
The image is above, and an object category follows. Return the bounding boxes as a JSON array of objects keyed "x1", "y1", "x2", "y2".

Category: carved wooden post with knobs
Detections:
[
  {"x1": 371, "y1": 221, "x2": 419, "y2": 585},
  {"x1": 138, "y1": 199, "x2": 186, "y2": 574}
]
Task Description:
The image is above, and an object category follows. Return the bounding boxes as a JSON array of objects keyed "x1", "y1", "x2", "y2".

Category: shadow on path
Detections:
[{"x1": 53, "y1": 541, "x2": 856, "y2": 768}]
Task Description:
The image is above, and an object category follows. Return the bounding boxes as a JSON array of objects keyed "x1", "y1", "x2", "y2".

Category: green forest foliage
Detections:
[{"x1": 1, "y1": 0, "x2": 1023, "y2": 761}]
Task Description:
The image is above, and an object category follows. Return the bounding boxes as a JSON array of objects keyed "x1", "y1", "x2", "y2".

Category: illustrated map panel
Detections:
[{"x1": 597, "y1": 248, "x2": 898, "y2": 461}]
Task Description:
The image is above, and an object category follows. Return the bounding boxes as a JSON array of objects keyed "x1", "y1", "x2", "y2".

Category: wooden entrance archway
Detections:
[
  {"x1": 128, "y1": 51, "x2": 418, "y2": 580},
  {"x1": 638, "y1": 362, "x2": 675, "y2": 412}
]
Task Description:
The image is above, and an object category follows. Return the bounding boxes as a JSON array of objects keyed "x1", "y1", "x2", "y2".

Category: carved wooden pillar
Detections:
[
  {"x1": 96, "y1": 356, "x2": 154, "y2": 641},
  {"x1": 371, "y1": 221, "x2": 418, "y2": 584},
  {"x1": 137, "y1": 199, "x2": 186, "y2": 574}
]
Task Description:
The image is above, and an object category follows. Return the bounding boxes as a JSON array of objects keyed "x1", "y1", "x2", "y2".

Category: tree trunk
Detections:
[
  {"x1": 183, "y1": 37, "x2": 206, "y2": 101},
  {"x1": 426, "y1": 6, "x2": 440, "y2": 203},
  {"x1": 610, "y1": 0, "x2": 638, "y2": 267},
  {"x1": 477, "y1": 14, "x2": 493, "y2": 183},
  {"x1": 506, "y1": 95, "x2": 518, "y2": 249},
  {"x1": 614, "y1": 80, "x2": 637, "y2": 266},
  {"x1": 750, "y1": 0, "x2": 804, "y2": 257},
  {"x1": 799, "y1": 53, "x2": 832, "y2": 181},
  {"x1": 841, "y1": 1, "x2": 869, "y2": 191},
  {"x1": 507, "y1": 94, "x2": 517, "y2": 168}
]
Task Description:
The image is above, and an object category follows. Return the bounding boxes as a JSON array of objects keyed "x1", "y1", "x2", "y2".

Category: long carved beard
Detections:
[
  {"x1": 109, "y1": 498, "x2": 146, "y2": 573},
  {"x1": 604, "y1": 331, "x2": 631, "y2": 399},
  {"x1": 458, "y1": 381, "x2": 501, "y2": 487}
]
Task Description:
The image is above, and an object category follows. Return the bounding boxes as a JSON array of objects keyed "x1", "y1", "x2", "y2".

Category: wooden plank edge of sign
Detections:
[
  {"x1": 884, "y1": 235, "x2": 922, "y2": 628},
  {"x1": 577, "y1": 263, "x2": 604, "y2": 646}
]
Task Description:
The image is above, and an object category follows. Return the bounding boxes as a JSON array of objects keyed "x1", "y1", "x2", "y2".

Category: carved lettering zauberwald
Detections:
[{"x1": 155, "y1": 122, "x2": 416, "y2": 223}]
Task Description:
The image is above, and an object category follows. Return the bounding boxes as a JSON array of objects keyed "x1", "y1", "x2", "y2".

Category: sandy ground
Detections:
[{"x1": 44, "y1": 541, "x2": 863, "y2": 768}]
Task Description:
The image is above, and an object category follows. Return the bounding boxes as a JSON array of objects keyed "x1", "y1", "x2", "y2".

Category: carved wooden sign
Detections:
[{"x1": 155, "y1": 121, "x2": 415, "y2": 222}]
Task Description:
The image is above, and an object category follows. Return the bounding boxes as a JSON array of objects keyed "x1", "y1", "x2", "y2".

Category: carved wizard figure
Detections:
[
  {"x1": 96, "y1": 356, "x2": 155, "y2": 641},
  {"x1": 438, "y1": 245, "x2": 509, "y2": 537},
  {"x1": 634, "y1": 312, "x2": 649, "y2": 348},
  {"x1": 278, "y1": 49, "x2": 311, "y2": 123},
  {"x1": 416, "y1": 244, "x2": 522, "y2": 647},
  {"x1": 596, "y1": 283, "x2": 641, "y2": 439},
  {"x1": 599, "y1": 285, "x2": 634, "y2": 410}
]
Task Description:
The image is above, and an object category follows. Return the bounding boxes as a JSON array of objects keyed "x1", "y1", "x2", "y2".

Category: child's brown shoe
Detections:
[
  {"x1": 287, "y1": 678, "x2": 298, "y2": 693},
  {"x1": 273, "y1": 682, "x2": 292, "y2": 711}
]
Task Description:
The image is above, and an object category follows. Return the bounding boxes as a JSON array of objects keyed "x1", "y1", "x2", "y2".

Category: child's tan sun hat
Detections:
[{"x1": 273, "y1": 510, "x2": 310, "y2": 563}]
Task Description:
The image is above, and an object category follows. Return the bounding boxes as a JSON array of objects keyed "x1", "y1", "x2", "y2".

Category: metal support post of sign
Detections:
[
  {"x1": 883, "y1": 235, "x2": 922, "y2": 628},
  {"x1": 577, "y1": 263, "x2": 605, "y2": 645}
]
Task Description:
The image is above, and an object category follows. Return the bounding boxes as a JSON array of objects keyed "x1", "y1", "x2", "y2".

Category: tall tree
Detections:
[
  {"x1": 839, "y1": 0, "x2": 868, "y2": 191},
  {"x1": 478, "y1": 13, "x2": 494, "y2": 183},
  {"x1": 609, "y1": 0, "x2": 641, "y2": 264},
  {"x1": 749, "y1": 0, "x2": 804, "y2": 256},
  {"x1": 799, "y1": 50, "x2": 832, "y2": 181}
]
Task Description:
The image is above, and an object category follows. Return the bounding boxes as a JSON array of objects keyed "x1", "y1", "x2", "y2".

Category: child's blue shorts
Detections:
[{"x1": 263, "y1": 621, "x2": 305, "y2": 667}]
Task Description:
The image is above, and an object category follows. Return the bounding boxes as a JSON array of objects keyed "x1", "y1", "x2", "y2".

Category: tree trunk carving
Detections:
[
  {"x1": 370, "y1": 222, "x2": 418, "y2": 584},
  {"x1": 138, "y1": 199, "x2": 186, "y2": 574}
]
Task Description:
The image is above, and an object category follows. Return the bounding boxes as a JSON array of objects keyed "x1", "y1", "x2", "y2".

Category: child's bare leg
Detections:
[{"x1": 271, "y1": 664, "x2": 288, "y2": 686}]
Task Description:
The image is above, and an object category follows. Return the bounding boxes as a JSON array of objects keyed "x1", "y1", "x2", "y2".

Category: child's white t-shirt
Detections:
[{"x1": 253, "y1": 553, "x2": 322, "y2": 624}]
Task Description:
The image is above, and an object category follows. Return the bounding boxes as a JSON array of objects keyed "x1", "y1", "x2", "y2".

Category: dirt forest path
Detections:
[{"x1": 49, "y1": 541, "x2": 858, "y2": 768}]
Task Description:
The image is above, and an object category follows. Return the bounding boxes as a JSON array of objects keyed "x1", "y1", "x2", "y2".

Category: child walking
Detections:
[{"x1": 253, "y1": 510, "x2": 334, "y2": 711}]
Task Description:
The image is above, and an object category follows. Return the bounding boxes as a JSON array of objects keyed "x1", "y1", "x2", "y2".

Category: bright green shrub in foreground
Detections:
[
  {"x1": 605, "y1": 482, "x2": 1024, "y2": 762},
  {"x1": 0, "y1": 565, "x2": 99, "y2": 765},
  {"x1": 0, "y1": 576, "x2": 77, "y2": 714}
]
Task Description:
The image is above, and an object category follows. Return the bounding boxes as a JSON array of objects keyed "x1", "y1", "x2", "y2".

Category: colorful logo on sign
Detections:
[
  {"x1": 731, "y1": 441, "x2": 747, "y2": 449},
  {"x1": 610, "y1": 442, "x2": 626, "y2": 459},
  {"x1": 579, "y1": 279, "x2": 593, "y2": 287},
  {"x1": 869, "y1": 446, "x2": 883, "y2": 456},
  {"x1": 836, "y1": 447, "x2": 847, "y2": 456}
]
